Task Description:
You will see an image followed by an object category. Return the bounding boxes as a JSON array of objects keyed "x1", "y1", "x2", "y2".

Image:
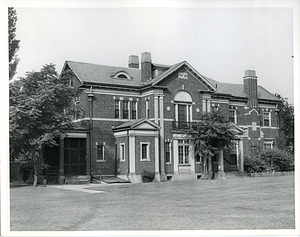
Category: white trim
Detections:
[
  {"x1": 263, "y1": 112, "x2": 271, "y2": 127},
  {"x1": 140, "y1": 142, "x2": 150, "y2": 161},
  {"x1": 96, "y1": 143, "x2": 105, "y2": 162},
  {"x1": 129, "y1": 136, "x2": 136, "y2": 173},
  {"x1": 165, "y1": 141, "x2": 172, "y2": 164},
  {"x1": 129, "y1": 130, "x2": 159, "y2": 136},
  {"x1": 120, "y1": 143, "x2": 125, "y2": 162},
  {"x1": 211, "y1": 99, "x2": 230, "y2": 104},
  {"x1": 65, "y1": 133, "x2": 87, "y2": 138},
  {"x1": 85, "y1": 89, "x2": 141, "y2": 97}
]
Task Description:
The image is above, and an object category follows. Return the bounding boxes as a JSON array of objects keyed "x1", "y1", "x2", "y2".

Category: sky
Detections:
[{"x1": 11, "y1": 3, "x2": 296, "y2": 104}]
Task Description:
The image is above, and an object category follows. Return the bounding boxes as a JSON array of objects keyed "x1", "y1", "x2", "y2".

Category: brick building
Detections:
[{"x1": 44, "y1": 52, "x2": 280, "y2": 183}]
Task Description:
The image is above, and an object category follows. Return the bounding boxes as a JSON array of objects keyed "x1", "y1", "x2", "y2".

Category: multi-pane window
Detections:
[
  {"x1": 120, "y1": 143, "x2": 125, "y2": 161},
  {"x1": 264, "y1": 141, "x2": 273, "y2": 150},
  {"x1": 145, "y1": 100, "x2": 149, "y2": 119},
  {"x1": 178, "y1": 140, "x2": 189, "y2": 164},
  {"x1": 165, "y1": 141, "x2": 171, "y2": 163},
  {"x1": 202, "y1": 99, "x2": 211, "y2": 114},
  {"x1": 229, "y1": 109, "x2": 237, "y2": 123},
  {"x1": 96, "y1": 143, "x2": 104, "y2": 161},
  {"x1": 263, "y1": 112, "x2": 271, "y2": 126},
  {"x1": 140, "y1": 142, "x2": 150, "y2": 161},
  {"x1": 131, "y1": 101, "x2": 137, "y2": 119},
  {"x1": 114, "y1": 100, "x2": 120, "y2": 119},
  {"x1": 123, "y1": 101, "x2": 129, "y2": 119}
]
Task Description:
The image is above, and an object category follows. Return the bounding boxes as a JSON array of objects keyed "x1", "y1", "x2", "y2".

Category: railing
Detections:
[{"x1": 172, "y1": 121, "x2": 196, "y2": 130}]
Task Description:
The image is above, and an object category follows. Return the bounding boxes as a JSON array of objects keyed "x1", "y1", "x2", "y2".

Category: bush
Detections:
[
  {"x1": 244, "y1": 149, "x2": 294, "y2": 173},
  {"x1": 260, "y1": 149, "x2": 294, "y2": 172},
  {"x1": 141, "y1": 170, "x2": 155, "y2": 183},
  {"x1": 244, "y1": 156, "x2": 267, "y2": 173}
]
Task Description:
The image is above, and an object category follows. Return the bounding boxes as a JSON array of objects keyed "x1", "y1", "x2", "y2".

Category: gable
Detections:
[
  {"x1": 134, "y1": 122, "x2": 158, "y2": 130},
  {"x1": 153, "y1": 62, "x2": 216, "y2": 92}
]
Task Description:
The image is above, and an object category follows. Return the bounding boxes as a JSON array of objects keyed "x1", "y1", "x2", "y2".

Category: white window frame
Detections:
[
  {"x1": 96, "y1": 142, "x2": 105, "y2": 162},
  {"x1": 202, "y1": 99, "x2": 211, "y2": 114},
  {"x1": 145, "y1": 100, "x2": 149, "y2": 119},
  {"x1": 229, "y1": 109, "x2": 237, "y2": 124},
  {"x1": 140, "y1": 142, "x2": 150, "y2": 161},
  {"x1": 165, "y1": 141, "x2": 172, "y2": 164},
  {"x1": 120, "y1": 143, "x2": 125, "y2": 162},
  {"x1": 263, "y1": 112, "x2": 271, "y2": 127},
  {"x1": 178, "y1": 139, "x2": 189, "y2": 165},
  {"x1": 263, "y1": 141, "x2": 273, "y2": 150}
]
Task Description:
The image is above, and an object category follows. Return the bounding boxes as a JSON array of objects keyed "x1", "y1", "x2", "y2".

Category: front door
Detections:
[{"x1": 64, "y1": 138, "x2": 86, "y2": 175}]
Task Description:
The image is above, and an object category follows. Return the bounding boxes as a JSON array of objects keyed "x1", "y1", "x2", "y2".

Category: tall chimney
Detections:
[
  {"x1": 244, "y1": 70, "x2": 258, "y2": 108},
  {"x1": 141, "y1": 52, "x2": 152, "y2": 83},
  {"x1": 128, "y1": 55, "x2": 139, "y2": 69}
]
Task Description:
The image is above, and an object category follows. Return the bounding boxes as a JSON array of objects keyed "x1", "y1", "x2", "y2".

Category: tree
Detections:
[
  {"x1": 9, "y1": 64, "x2": 82, "y2": 186},
  {"x1": 187, "y1": 110, "x2": 236, "y2": 180},
  {"x1": 8, "y1": 7, "x2": 20, "y2": 80},
  {"x1": 275, "y1": 94, "x2": 294, "y2": 153}
]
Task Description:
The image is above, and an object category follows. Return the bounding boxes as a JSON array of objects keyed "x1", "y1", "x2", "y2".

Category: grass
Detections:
[{"x1": 10, "y1": 175, "x2": 295, "y2": 231}]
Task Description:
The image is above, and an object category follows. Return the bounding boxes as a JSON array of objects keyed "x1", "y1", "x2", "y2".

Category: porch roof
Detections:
[{"x1": 112, "y1": 118, "x2": 160, "y2": 132}]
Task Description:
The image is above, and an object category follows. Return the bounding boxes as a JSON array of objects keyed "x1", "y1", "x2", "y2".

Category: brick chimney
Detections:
[
  {"x1": 244, "y1": 70, "x2": 258, "y2": 108},
  {"x1": 141, "y1": 52, "x2": 152, "y2": 83},
  {"x1": 128, "y1": 55, "x2": 139, "y2": 69}
]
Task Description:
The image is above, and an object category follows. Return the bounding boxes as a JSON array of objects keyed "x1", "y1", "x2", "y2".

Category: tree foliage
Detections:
[
  {"x1": 9, "y1": 64, "x2": 82, "y2": 186},
  {"x1": 8, "y1": 7, "x2": 20, "y2": 80},
  {"x1": 187, "y1": 110, "x2": 236, "y2": 179},
  {"x1": 275, "y1": 94, "x2": 294, "y2": 153}
]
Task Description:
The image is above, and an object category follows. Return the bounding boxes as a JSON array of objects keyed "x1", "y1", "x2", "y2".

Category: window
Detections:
[
  {"x1": 196, "y1": 154, "x2": 201, "y2": 164},
  {"x1": 114, "y1": 100, "x2": 120, "y2": 119},
  {"x1": 229, "y1": 109, "x2": 237, "y2": 123},
  {"x1": 263, "y1": 112, "x2": 271, "y2": 126},
  {"x1": 202, "y1": 99, "x2": 211, "y2": 114},
  {"x1": 165, "y1": 141, "x2": 171, "y2": 163},
  {"x1": 178, "y1": 140, "x2": 189, "y2": 164},
  {"x1": 122, "y1": 101, "x2": 129, "y2": 119},
  {"x1": 131, "y1": 101, "x2": 137, "y2": 119},
  {"x1": 120, "y1": 143, "x2": 125, "y2": 162},
  {"x1": 145, "y1": 100, "x2": 149, "y2": 119},
  {"x1": 140, "y1": 142, "x2": 150, "y2": 161},
  {"x1": 264, "y1": 141, "x2": 273, "y2": 150},
  {"x1": 178, "y1": 72, "x2": 188, "y2": 79},
  {"x1": 96, "y1": 143, "x2": 104, "y2": 161}
]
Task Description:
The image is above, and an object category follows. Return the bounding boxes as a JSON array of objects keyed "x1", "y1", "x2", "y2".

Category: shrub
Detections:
[
  {"x1": 244, "y1": 156, "x2": 267, "y2": 173},
  {"x1": 260, "y1": 149, "x2": 294, "y2": 172},
  {"x1": 141, "y1": 170, "x2": 155, "y2": 183}
]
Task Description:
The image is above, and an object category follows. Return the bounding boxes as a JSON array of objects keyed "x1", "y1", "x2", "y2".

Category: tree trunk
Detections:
[
  {"x1": 201, "y1": 156, "x2": 208, "y2": 180},
  {"x1": 217, "y1": 150, "x2": 226, "y2": 179},
  {"x1": 208, "y1": 155, "x2": 213, "y2": 179},
  {"x1": 32, "y1": 148, "x2": 38, "y2": 187}
]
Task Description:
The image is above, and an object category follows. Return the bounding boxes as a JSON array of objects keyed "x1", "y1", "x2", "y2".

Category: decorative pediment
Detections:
[{"x1": 112, "y1": 118, "x2": 160, "y2": 133}]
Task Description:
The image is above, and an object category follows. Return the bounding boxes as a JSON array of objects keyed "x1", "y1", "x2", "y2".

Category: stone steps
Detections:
[{"x1": 65, "y1": 175, "x2": 90, "y2": 184}]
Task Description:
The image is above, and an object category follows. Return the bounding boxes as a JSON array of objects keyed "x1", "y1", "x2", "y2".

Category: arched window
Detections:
[{"x1": 174, "y1": 91, "x2": 193, "y2": 129}]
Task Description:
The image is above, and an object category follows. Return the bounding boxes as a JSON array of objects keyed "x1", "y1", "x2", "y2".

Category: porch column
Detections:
[
  {"x1": 218, "y1": 150, "x2": 226, "y2": 179},
  {"x1": 129, "y1": 135, "x2": 135, "y2": 174},
  {"x1": 240, "y1": 139, "x2": 244, "y2": 172},
  {"x1": 154, "y1": 135, "x2": 160, "y2": 180},
  {"x1": 173, "y1": 139, "x2": 179, "y2": 174},
  {"x1": 159, "y1": 95, "x2": 165, "y2": 178},
  {"x1": 154, "y1": 95, "x2": 159, "y2": 124}
]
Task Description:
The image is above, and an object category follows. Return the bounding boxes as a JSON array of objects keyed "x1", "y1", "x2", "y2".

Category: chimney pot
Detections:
[
  {"x1": 244, "y1": 70, "x2": 256, "y2": 77},
  {"x1": 128, "y1": 55, "x2": 139, "y2": 69},
  {"x1": 141, "y1": 52, "x2": 152, "y2": 63}
]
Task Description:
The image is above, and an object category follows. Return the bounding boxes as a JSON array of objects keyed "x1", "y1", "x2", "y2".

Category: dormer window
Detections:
[{"x1": 111, "y1": 71, "x2": 132, "y2": 80}]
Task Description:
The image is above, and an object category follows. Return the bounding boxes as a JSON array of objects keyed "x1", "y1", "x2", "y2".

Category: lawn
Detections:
[{"x1": 10, "y1": 175, "x2": 295, "y2": 231}]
